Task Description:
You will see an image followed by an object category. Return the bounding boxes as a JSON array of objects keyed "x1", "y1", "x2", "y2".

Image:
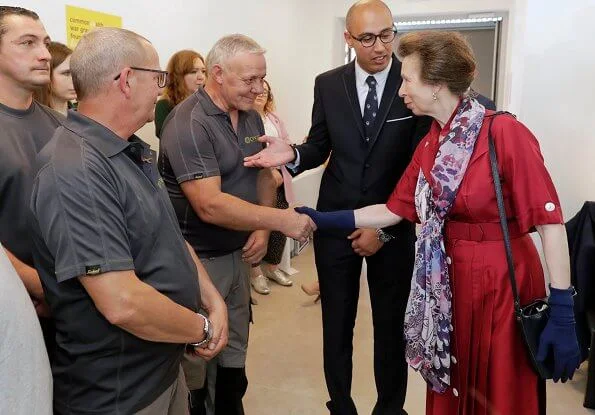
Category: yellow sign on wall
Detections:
[{"x1": 65, "y1": 5, "x2": 122, "y2": 48}]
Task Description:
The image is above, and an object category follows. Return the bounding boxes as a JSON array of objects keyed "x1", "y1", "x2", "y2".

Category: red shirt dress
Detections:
[{"x1": 387, "y1": 111, "x2": 563, "y2": 415}]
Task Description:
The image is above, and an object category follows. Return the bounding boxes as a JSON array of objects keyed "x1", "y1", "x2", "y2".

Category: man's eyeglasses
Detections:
[
  {"x1": 348, "y1": 28, "x2": 397, "y2": 48},
  {"x1": 114, "y1": 67, "x2": 169, "y2": 88}
]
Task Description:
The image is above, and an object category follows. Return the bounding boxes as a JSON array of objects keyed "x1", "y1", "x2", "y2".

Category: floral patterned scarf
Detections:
[{"x1": 404, "y1": 98, "x2": 485, "y2": 393}]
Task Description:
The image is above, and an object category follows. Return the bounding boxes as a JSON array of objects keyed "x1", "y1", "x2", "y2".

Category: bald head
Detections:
[
  {"x1": 346, "y1": 0, "x2": 392, "y2": 32},
  {"x1": 70, "y1": 27, "x2": 152, "y2": 100}
]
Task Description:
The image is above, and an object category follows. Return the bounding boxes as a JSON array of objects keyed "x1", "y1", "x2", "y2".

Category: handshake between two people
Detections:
[
  {"x1": 244, "y1": 133, "x2": 376, "y2": 227},
  {"x1": 279, "y1": 209, "x2": 317, "y2": 243}
]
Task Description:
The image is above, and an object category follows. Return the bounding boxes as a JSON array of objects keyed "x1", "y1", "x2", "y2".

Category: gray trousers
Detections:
[
  {"x1": 136, "y1": 366, "x2": 189, "y2": 415},
  {"x1": 199, "y1": 250, "x2": 251, "y2": 415}
]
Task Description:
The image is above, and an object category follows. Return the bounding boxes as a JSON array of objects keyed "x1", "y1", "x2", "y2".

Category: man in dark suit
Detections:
[{"x1": 244, "y1": 1, "x2": 429, "y2": 413}]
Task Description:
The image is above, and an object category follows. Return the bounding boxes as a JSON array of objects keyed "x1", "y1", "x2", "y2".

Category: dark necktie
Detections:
[{"x1": 363, "y1": 75, "x2": 378, "y2": 143}]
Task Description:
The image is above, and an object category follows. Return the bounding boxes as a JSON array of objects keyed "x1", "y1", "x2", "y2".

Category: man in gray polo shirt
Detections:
[
  {"x1": 159, "y1": 34, "x2": 315, "y2": 414},
  {"x1": 30, "y1": 27, "x2": 227, "y2": 415}
]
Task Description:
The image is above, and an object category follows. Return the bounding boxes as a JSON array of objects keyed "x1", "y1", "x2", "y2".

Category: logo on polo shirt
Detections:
[
  {"x1": 157, "y1": 177, "x2": 165, "y2": 188},
  {"x1": 85, "y1": 265, "x2": 102, "y2": 276},
  {"x1": 244, "y1": 135, "x2": 260, "y2": 144}
]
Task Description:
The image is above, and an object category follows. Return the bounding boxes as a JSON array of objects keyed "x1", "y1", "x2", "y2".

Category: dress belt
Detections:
[{"x1": 445, "y1": 220, "x2": 524, "y2": 242}]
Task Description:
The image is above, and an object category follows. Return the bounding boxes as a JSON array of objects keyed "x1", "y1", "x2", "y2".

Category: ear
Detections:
[
  {"x1": 116, "y1": 68, "x2": 133, "y2": 99},
  {"x1": 211, "y1": 64, "x2": 225, "y2": 85},
  {"x1": 344, "y1": 30, "x2": 354, "y2": 48}
]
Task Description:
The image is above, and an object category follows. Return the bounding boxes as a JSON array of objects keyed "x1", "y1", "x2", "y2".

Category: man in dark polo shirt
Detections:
[
  {"x1": 30, "y1": 27, "x2": 227, "y2": 415},
  {"x1": 0, "y1": 6, "x2": 63, "y2": 354},
  {"x1": 158, "y1": 34, "x2": 315, "y2": 415}
]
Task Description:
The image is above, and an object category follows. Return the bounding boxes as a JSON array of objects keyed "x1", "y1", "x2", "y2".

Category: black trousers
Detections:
[
  {"x1": 314, "y1": 230, "x2": 415, "y2": 415},
  {"x1": 189, "y1": 387, "x2": 207, "y2": 415},
  {"x1": 214, "y1": 366, "x2": 247, "y2": 415},
  {"x1": 262, "y1": 187, "x2": 289, "y2": 265},
  {"x1": 192, "y1": 366, "x2": 247, "y2": 415},
  {"x1": 39, "y1": 316, "x2": 56, "y2": 364}
]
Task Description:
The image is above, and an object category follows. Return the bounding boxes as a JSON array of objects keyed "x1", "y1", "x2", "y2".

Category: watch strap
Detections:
[
  {"x1": 189, "y1": 313, "x2": 211, "y2": 347},
  {"x1": 376, "y1": 228, "x2": 395, "y2": 243}
]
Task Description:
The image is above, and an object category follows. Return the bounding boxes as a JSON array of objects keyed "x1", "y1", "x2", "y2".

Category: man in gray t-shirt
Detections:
[
  {"x1": 158, "y1": 35, "x2": 315, "y2": 415},
  {"x1": 0, "y1": 101, "x2": 62, "y2": 267},
  {"x1": 0, "y1": 7, "x2": 63, "y2": 355}
]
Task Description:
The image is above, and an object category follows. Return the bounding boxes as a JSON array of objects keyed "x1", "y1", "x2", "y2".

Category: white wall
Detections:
[{"x1": 506, "y1": 0, "x2": 595, "y2": 218}]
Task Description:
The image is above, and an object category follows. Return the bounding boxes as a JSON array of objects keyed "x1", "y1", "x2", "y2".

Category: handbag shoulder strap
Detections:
[{"x1": 487, "y1": 112, "x2": 522, "y2": 316}]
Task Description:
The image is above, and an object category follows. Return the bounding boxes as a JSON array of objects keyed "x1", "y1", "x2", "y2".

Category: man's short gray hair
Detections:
[
  {"x1": 70, "y1": 27, "x2": 150, "y2": 100},
  {"x1": 205, "y1": 34, "x2": 265, "y2": 73}
]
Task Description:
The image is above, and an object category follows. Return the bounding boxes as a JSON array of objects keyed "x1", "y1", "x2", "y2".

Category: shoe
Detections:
[
  {"x1": 264, "y1": 269, "x2": 293, "y2": 286},
  {"x1": 301, "y1": 281, "x2": 321, "y2": 303},
  {"x1": 251, "y1": 274, "x2": 270, "y2": 294}
]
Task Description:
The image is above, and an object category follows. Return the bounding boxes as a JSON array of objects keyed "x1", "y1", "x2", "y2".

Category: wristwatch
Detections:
[
  {"x1": 376, "y1": 228, "x2": 395, "y2": 243},
  {"x1": 189, "y1": 313, "x2": 213, "y2": 348}
]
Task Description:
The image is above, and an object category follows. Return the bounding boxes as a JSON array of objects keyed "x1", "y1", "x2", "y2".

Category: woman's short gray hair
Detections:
[
  {"x1": 70, "y1": 27, "x2": 150, "y2": 100},
  {"x1": 205, "y1": 34, "x2": 265, "y2": 72}
]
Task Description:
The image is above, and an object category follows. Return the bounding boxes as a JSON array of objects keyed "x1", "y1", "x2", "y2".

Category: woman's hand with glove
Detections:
[{"x1": 536, "y1": 286, "x2": 581, "y2": 382}]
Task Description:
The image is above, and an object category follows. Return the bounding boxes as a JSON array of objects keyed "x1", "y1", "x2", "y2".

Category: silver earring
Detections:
[{"x1": 432, "y1": 92, "x2": 437, "y2": 101}]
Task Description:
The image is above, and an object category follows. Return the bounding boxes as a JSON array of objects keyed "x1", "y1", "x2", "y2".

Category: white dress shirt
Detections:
[{"x1": 354, "y1": 58, "x2": 392, "y2": 116}]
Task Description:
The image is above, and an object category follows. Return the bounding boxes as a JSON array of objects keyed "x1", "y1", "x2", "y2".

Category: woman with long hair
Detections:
[
  {"x1": 33, "y1": 42, "x2": 76, "y2": 115},
  {"x1": 155, "y1": 50, "x2": 206, "y2": 137}
]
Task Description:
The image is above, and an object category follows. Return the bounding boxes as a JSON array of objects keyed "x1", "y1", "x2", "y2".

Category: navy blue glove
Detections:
[
  {"x1": 536, "y1": 286, "x2": 580, "y2": 382},
  {"x1": 294, "y1": 206, "x2": 355, "y2": 230}
]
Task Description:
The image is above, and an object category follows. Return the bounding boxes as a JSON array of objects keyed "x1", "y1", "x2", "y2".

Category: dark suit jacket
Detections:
[
  {"x1": 566, "y1": 201, "x2": 595, "y2": 360},
  {"x1": 295, "y1": 57, "x2": 431, "y2": 230}
]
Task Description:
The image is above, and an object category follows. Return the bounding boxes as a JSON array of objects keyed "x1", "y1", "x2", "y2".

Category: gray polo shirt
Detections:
[
  {"x1": 158, "y1": 88, "x2": 265, "y2": 257},
  {"x1": 0, "y1": 101, "x2": 63, "y2": 266},
  {"x1": 30, "y1": 111, "x2": 200, "y2": 414}
]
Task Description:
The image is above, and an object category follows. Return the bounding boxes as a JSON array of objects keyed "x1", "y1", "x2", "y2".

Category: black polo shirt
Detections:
[
  {"x1": 30, "y1": 111, "x2": 200, "y2": 414},
  {"x1": 158, "y1": 88, "x2": 265, "y2": 257},
  {"x1": 0, "y1": 101, "x2": 63, "y2": 265}
]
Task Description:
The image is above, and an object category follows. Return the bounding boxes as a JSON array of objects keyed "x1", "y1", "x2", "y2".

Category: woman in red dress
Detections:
[{"x1": 296, "y1": 31, "x2": 580, "y2": 414}]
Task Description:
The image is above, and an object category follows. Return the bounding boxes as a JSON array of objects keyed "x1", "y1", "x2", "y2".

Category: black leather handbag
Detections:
[{"x1": 487, "y1": 114, "x2": 554, "y2": 380}]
